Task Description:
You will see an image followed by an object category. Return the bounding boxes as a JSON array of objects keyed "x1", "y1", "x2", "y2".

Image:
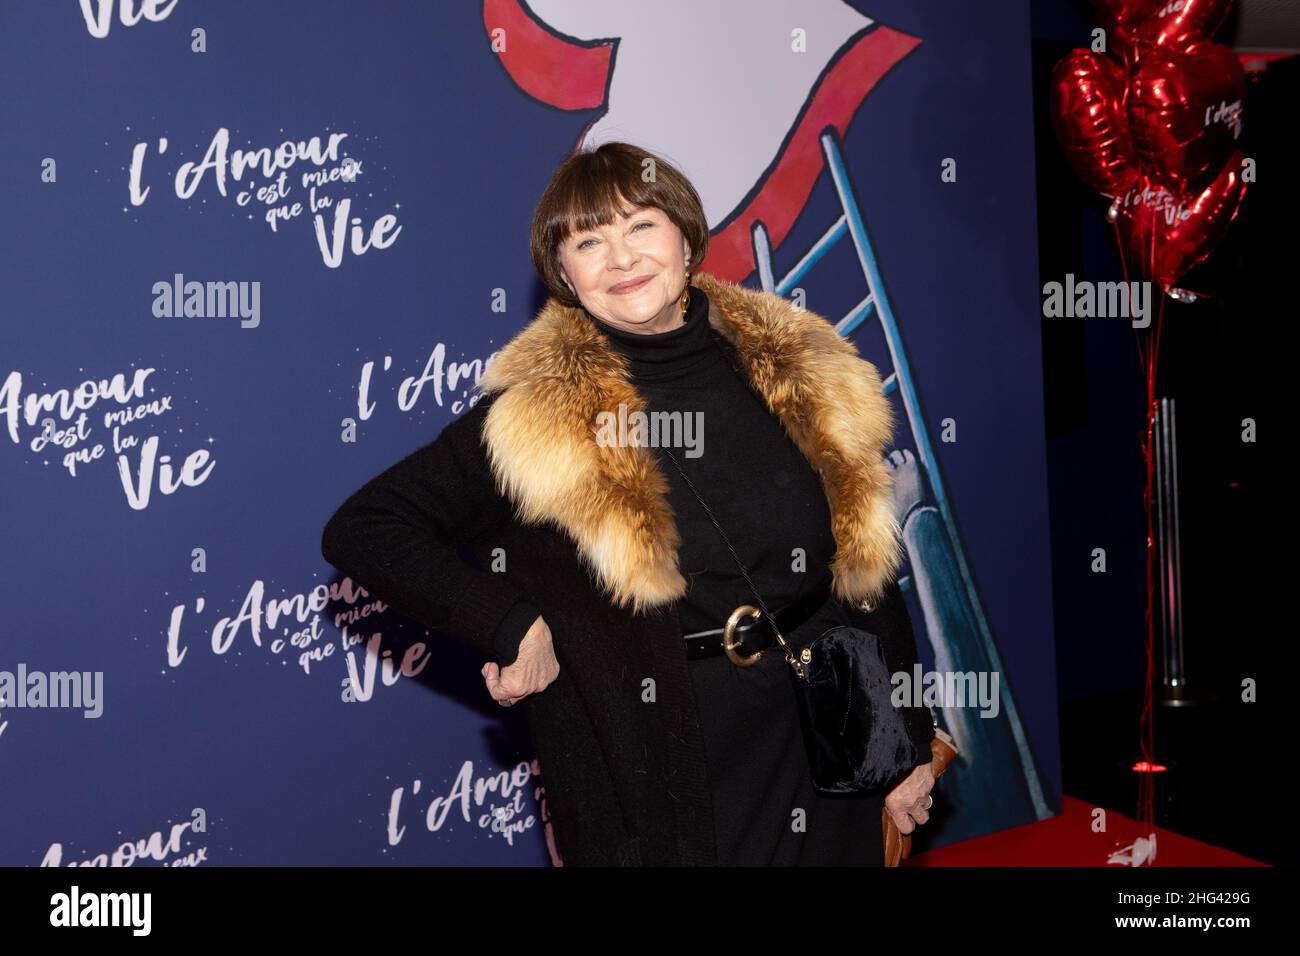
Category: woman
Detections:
[{"x1": 321, "y1": 142, "x2": 937, "y2": 866}]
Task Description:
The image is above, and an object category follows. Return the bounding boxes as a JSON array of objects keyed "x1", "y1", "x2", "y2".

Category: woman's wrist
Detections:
[{"x1": 492, "y1": 597, "x2": 543, "y2": 667}]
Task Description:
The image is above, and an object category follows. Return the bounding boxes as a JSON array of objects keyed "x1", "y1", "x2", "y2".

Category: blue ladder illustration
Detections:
[{"x1": 749, "y1": 127, "x2": 1052, "y2": 823}]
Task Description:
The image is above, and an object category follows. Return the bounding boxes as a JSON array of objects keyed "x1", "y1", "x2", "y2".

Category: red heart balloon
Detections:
[
  {"x1": 1091, "y1": 0, "x2": 1161, "y2": 61},
  {"x1": 1131, "y1": 0, "x2": 1233, "y2": 52},
  {"x1": 1050, "y1": 51, "x2": 1140, "y2": 198},
  {"x1": 1113, "y1": 148, "x2": 1247, "y2": 293},
  {"x1": 1092, "y1": 0, "x2": 1160, "y2": 21},
  {"x1": 1128, "y1": 40, "x2": 1245, "y2": 191}
]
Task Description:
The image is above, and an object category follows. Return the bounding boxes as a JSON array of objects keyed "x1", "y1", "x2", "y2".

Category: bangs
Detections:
[{"x1": 549, "y1": 178, "x2": 657, "y2": 249}]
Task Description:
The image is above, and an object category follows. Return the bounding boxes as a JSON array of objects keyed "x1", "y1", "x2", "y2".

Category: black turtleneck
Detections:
[
  {"x1": 584, "y1": 284, "x2": 839, "y2": 635},
  {"x1": 587, "y1": 284, "x2": 886, "y2": 866}
]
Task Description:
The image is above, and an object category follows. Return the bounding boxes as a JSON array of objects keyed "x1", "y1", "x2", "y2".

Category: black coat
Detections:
[{"x1": 321, "y1": 272, "x2": 935, "y2": 865}]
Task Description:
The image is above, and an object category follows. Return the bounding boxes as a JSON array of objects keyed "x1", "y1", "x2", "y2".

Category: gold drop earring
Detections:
[{"x1": 680, "y1": 270, "x2": 692, "y2": 317}]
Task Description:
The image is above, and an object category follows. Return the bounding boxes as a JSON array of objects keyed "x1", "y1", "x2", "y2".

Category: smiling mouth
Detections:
[{"x1": 609, "y1": 275, "x2": 653, "y2": 294}]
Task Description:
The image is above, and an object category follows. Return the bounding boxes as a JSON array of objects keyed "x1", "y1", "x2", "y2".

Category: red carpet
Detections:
[{"x1": 905, "y1": 796, "x2": 1268, "y2": 867}]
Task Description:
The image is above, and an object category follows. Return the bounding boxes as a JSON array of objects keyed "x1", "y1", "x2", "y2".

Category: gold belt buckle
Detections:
[{"x1": 722, "y1": 605, "x2": 765, "y2": 667}]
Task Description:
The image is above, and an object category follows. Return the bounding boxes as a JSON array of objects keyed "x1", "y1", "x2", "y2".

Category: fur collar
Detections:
[{"x1": 473, "y1": 271, "x2": 902, "y2": 615}]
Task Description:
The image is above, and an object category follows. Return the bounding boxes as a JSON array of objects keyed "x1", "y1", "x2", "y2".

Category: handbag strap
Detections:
[{"x1": 658, "y1": 446, "x2": 798, "y2": 662}]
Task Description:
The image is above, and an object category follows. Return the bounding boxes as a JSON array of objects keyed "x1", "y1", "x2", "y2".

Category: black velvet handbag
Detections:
[{"x1": 661, "y1": 448, "x2": 922, "y2": 795}]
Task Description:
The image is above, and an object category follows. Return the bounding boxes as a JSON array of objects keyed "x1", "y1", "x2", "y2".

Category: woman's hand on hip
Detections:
[
  {"x1": 481, "y1": 616, "x2": 559, "y2": 707},
  {"x1": 884, "y1": 761, "x2": 935, "y2": 835}
]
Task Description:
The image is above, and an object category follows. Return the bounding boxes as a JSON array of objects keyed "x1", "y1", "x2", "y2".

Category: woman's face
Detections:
[{"x1": 557, "y1": 203, "x2": 692, "y2": 335}]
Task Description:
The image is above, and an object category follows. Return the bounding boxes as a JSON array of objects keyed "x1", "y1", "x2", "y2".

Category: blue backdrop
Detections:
[{"x1": 1, "y1": 0, "x2": 1058, "y2": 866}]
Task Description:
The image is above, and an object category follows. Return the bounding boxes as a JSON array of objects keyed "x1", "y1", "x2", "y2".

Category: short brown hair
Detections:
[{"x1": 530, "y1": 142, "x2": 709, "y2": 308}]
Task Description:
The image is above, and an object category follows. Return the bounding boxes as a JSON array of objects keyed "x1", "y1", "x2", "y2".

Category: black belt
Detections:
[{"x1": 683, "y1": 576, "x2": 832, "y2": 662}]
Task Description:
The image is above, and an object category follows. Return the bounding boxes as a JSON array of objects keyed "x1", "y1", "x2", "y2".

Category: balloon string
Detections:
[
  {"x1": 1138, "y1": 214, "x2": 1163, "y2": 854},
  {"x1": 1113, "y1": 204, "x2": 1161, "y2": 859},
  {"x1": 1141, "y1": 293, "x2": 1164, "y2": 850},
  {"x1": 1111, "y1": 216, "x2": 1145, "y2": 375}
]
